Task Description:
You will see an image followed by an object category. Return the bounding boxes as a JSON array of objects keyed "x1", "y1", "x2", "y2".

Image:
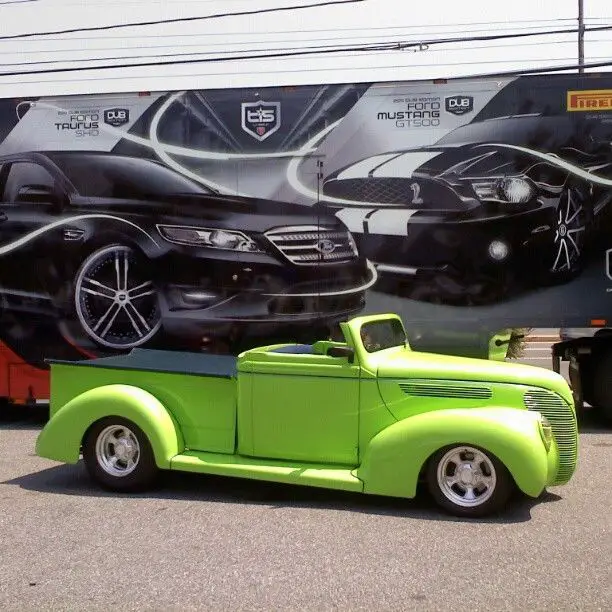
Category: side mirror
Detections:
[
  {"x1": 327, "y1": 345, "x2": 355, "y2": 363},
  {"x1": 16, "y1": 184, "x2": 60, "y2": 204}
]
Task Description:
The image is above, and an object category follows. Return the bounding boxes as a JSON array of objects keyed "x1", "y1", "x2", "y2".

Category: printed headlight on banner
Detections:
[
  {"x1": 156, "y1": 225, "x2": 261, "y2": 252},
  {"x1": 471, "y1": 177, "x2": 535, "y2": 204},
  {"x1": 499, "y1": 177, "x2": 535, "y2": 204}
]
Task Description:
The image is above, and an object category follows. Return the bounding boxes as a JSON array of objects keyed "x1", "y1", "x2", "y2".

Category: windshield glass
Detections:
[
  {"x1": 47, "y1": 153, "x2": 215, "y2": 199},
  {"x1": 360, "y1": 319, "x2": 407, "y2": 353}
]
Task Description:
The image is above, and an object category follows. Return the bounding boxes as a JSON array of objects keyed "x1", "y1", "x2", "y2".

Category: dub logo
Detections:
[
  {"x1": 241, "y1": 101, "x2": 281, "y2": 141},
  {"x1": 445, "y1": 95, "x2": 474, "y2": 116},
  {"x1": 103, "y1": 108, "x2": 130, "y2": 127}
]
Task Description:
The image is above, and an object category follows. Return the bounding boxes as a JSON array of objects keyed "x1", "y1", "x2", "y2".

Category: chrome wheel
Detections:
[
  {"x1": 550, "y1": 188, "x2": 586, "y2": 274},
  {"x1": 95, "y1": 424, "x2": 141, "y2": 477},
  {"x1": 74, "y1": 245, "x2": 161, "y2": 349},
  {"x1": 436, "y1": 446, "x2": 497, "y2": 508}
]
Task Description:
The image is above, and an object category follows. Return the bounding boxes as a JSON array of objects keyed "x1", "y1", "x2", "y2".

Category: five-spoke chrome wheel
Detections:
[
  {"x1": 427, "y1": 444, "x2": 513, "y2": 517},
  {"x1": 436, "y1": 446, "x2": 496, "y2": 508},
  {"x1": 95, "y1": 424, "x2": 141, "y2": 477},
  {"x1": 74, "y1": 245, "x2": 161, "y2": 349}
]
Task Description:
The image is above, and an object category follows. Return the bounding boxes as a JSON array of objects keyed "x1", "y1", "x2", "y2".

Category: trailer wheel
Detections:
[
  {"x1": 590, "y1": 351, "x2": 612, "y2": 424},
  {"x1": 426, "y1": 445, "x2": 514, "y2": 518},
  {"x1": 82, "y1": 417, "x2": 159, "y2": 491}
]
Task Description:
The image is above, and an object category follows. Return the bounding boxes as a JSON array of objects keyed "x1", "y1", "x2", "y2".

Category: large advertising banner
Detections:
[{"x1": 1, "y1": 73, "x2": 612, "y2": 364}]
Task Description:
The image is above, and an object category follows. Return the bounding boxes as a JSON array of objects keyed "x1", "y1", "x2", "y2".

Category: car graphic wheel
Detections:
[
  {"x1": 74, "y1": 245, "x2": 161, "y2": 350},
  {"x1": 547, "y1": 187, "x2": 587, "y2": 280},
  {"x1": 83, "y1": 417, "x2": 159, "y2": 491},
  {"x1": 426, "y1": 445, "x2": 514, "y2": 517}
]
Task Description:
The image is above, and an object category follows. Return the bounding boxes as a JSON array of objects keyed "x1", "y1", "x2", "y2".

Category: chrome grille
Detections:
[
  {"x1": 265, "y1": 226, "x2": 358, "y2": 265},
  {"x1": 524, "y1": 389, "x2": 578, "y2": 485},
  {"x1": 399, "y1": 380, "x2": 492, "y2": 400}
]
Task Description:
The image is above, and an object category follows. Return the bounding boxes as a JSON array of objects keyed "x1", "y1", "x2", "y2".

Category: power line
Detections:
[
  {"x1": 2, "y1": 23, "x2": 611, "y2": 77},
  {"x1": 0, "y1": 0, "x2": 365, "y2": 41},
  {"x1": 3, "y1": 56, "x2": 612, "y2": 89},
  {"x1": 3, "y1": 18, "x2": 608, "y2": 44},
  {"x1": 4, "y1": 21, "x2": 609, "y2": 53},
  {"x1": 4, "y1": 35, "x2": 612, "y2": 69}
]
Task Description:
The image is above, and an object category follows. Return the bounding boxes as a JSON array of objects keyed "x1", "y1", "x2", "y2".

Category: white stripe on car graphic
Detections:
[
  {"x1": 335, "y1": 207, "x2": 416, "y2": 235},
  {"x1": 0, "y1": 214, "x2": 160, "y2": 256}
]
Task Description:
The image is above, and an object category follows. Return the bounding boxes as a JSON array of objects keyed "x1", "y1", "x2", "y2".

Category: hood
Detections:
[
  {"x1": 376, "y1": 348, "x2": 573, "y2": 405},
  {"x1": 80, "y1": 195, "x2": 340, "y2": 234}
]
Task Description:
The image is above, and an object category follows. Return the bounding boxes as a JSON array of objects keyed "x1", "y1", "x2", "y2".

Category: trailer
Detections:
[{"x1": 1, "y1": 72, "x2": 612, "y2": 421}]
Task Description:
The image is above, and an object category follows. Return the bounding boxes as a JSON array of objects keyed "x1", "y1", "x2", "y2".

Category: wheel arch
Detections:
[
  {"x1": 36, "y1": 384, "x2": 185, "y2": 468},
  {"x1": 355, "y1": 407, "x2": 553, "y2": 499}
]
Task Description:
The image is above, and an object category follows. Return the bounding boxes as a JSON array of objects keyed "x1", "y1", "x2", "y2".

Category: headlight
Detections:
[
  {"x1": 157, "y1": 225, "x2": 262, "y2": 252},
  {"x1": 472, "y1": 177, "x2": 536, "y2": 204},
  {"x1": 538, "y1": 415, "x2": 554, "y2": 451},
  {"x1": 499, "y1": 177, "x2": 535, "y2": 204}
]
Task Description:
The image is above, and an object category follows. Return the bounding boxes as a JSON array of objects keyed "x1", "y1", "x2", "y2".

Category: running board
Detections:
[{"x1": 170, "y1": 451, "x2": 363, "y2": 492}]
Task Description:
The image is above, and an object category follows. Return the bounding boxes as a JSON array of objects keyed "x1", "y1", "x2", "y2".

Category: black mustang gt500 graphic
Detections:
[
  {"x1": 323, "y1": 113, "x2": 612, "y2": 304},
  {"x1": 0, "y1": 151, "x2": 374, "y2": 350}
]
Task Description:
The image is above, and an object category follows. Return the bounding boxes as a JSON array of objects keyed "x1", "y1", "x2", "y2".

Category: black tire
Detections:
[
  {"x1": 82, "y1": 416, "x2": 159, "y2": 492},
  {"x1": 73, "y1": 244, "x2": 162, "y2": 350},
  {"x1": 590, "y1": 351, "x2": 612, "y2": 424},
  {"x1": 426, "y1": 444, "x2": 515, "y2": 518},
  {"x1": 544, "y1": 186, "x2": 588, "y2": 284}
]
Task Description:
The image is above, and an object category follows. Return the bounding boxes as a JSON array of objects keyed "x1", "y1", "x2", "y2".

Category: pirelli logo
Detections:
[{"x1": 567, "y1": 89, "x2": 612, "y2": 111}]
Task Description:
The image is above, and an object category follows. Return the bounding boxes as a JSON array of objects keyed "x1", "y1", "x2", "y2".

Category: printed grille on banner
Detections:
[
  {"x1": 324, "y1": 178, "x2": 411, "y2": 205},
  {"x1": 265, "y1": 226, "x2": 358, "y2": 265}
]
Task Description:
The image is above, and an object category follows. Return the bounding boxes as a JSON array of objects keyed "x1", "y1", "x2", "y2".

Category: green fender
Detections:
[
  {"x1": 356, "y1": 407, "x2": 556, "y2": 499},
  {"x1": 36, "y1": 384, "x2": 184, "y2": 468}
]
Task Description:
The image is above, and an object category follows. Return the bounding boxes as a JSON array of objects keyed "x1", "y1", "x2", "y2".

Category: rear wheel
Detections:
[
  {"x1": 590, "y1": 351, "x2": 612, "y2": 424},
  {"x1": 82, "y1": 417, "x2": 159, "y2": 491},
  {"x1": 426, "y1": 445, "x2": 514, "y2": 517}
]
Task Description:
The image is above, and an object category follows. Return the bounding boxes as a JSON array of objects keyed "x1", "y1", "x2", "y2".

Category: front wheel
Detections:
[
  {"x1": 426, "y1": 445, "x2": 514, "y2": 518},
  {"x1": 73, "y1": 244, "x2": 162, "y2": 350},
  {"x1": 545, "y1": 186, "x2": 587, "y2": 283},
  {"x1": 82, "y1": 417, "x2": 159, "y2": 492}
]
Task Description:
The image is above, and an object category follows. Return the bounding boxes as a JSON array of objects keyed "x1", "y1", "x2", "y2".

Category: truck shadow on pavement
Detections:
[{"x1": 4, "y1": 460, "x2": 562, "y2": 525}]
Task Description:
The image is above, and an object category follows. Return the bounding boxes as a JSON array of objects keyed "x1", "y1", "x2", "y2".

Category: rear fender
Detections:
[
  {"x1": 356, "y1": 407, "x2": 553, "y2": 499},
  {"x1": 36, "y1": 384, "x2": 184, "y2": 467}
]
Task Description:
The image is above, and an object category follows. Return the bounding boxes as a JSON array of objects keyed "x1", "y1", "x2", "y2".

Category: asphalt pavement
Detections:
[{"x1": 0, "y1": 344, "x2": 610, "y2": 611}]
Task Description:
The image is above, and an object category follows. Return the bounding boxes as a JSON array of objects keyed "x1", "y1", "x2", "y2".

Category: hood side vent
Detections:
[{"x1": 399, "y1": 379, "x2": 492, "y2": 400}]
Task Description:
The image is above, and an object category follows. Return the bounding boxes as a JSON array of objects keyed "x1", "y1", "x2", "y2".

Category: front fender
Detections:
[
  {"x1": 36, "y1": 384, "x2": 184, "y2": 468},
  {"x1": 356, "y1": 407, "x2": 556, "y2": 499}
]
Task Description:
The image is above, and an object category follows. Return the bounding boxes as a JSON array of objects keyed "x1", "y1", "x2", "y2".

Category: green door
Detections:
[{"x1": 247, "y1": 357, "x2": 360, "y2": 465}]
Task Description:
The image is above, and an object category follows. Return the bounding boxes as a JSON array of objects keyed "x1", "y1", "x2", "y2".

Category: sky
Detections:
[{"x1": 0, "y1": 0, "x2": 610, "y2": 97}]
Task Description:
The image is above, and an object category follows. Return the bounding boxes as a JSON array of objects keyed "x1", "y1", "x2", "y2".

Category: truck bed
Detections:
[{"x1": 47, "y1": 349, "x2": 238, "y2": 379}]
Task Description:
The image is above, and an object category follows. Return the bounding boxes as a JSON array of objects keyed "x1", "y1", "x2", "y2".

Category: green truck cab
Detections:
[{"x1": 36, "y1": 313, "x2": 578, "y2": 518}]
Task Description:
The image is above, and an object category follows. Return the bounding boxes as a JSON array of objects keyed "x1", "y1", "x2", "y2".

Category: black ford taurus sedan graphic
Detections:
[
  {"x1": 0, "y1": 151, "x2": 374, "y2": 350},
  {"x1": 322, "y1": 114, "x2": 612, "y2": 304}
]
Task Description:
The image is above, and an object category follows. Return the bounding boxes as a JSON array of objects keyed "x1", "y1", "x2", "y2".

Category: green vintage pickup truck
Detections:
[{"x1": 36, "y1": 313, "x2": 578, "y2": 518}]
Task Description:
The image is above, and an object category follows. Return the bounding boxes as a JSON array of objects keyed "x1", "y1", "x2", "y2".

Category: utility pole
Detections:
[{"x1": 578, "y1": 0, "x2": 585, "y2": 73}]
